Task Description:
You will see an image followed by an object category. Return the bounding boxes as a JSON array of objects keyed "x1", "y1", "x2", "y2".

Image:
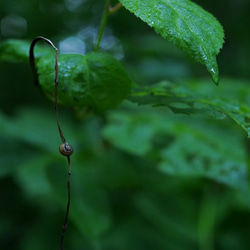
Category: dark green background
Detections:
[{"x1": 0, "y1": 0, "x2": 250, "y2": 249}]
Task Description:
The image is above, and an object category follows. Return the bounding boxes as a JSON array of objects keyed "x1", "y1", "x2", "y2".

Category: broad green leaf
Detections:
[
  {"x1": 158, "y1": 130, "x2": 246, "y2": 189},
  {"x1": 0, "y1": 39, "x2": 48, "y2": 63},
  {"x1": 37, "y1": 52, "x2": 132, "y2": 112},
  {"x1": 102, "y1": 109, "x2": 247, "y2": 190},
  {"x1": 128, "y1": 79, "x2": 250, "y2": 137},
  {"x1": 0, "y1": 40, "x2": 132, "y2": 112},
  {"x1": 119, "y1": 0, "x2": 224, "y2": 84}
]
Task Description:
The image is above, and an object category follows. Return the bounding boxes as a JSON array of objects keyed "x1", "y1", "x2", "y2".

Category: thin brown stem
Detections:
[
  {"x1": 29, "y1": 36, "x2": 72, "y2": 250},
  {"x1": 29, "y1": 36, "x2": 57, "y2": 85},
  {"x1": 60, "y1": 156, "x2": 71, "y2": 250},
  {"x1": 53, "y1": 48, "x2": 66, "y2": 144},
  {"x1": 109, "y1": 3, "x2": 122, "y2": 14},
  {"x1": 29, "y1": 36, "x2": 66, "y2": 143}
]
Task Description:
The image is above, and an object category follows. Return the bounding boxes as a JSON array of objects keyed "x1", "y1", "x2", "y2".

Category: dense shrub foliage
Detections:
[{"x1": 0, "y1": 0, "x2": 250, "y2": 249}]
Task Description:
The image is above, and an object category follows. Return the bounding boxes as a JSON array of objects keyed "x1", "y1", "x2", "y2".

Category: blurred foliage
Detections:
[{"x1": 1, "y1": 0, "x2": 250, "y2": 250}]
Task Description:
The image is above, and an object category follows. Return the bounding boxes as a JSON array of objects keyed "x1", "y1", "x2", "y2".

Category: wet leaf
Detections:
[
  {"x1": 119, "y1": 0, "x2": 224, "y2": 83},
  {"x1": 128, "y1": 79, "x2": 250, "y2": 137},
  {"x1": 37, "y1": 52, "x2": 132, "y2": 112}
]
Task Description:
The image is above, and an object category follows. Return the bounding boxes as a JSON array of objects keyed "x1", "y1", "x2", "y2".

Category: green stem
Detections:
[
  {"x1": 95, "y1": 0, "x2": 110, "y2": 51},
  {"x1": 198, "y1": 189, "x2": 216, "y2": 250}
]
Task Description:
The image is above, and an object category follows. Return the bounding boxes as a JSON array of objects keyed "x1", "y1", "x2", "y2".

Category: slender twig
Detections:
[
  {"x1": 53, "y1": 47, "x2": 66, "y2": 144},
  {"x1": 95, "y1": 1, "x2": 123, "y2": 51},
  {"x1": 29, "y1": 36, "x2": 66, "y2": 143},
  {"x1": 60, "y1": 155, "x2": 71, "y2": 250},
  {"x1": 95, "y1": 0, "x2": 110, "y2": 51},
  {"x1": 29, "y1": 36, "x2": 73, "y2": 250},
  {"x1": 29, "y1": 36, "x2": 57, "y2": 85},
  {"x1": 109, "y1": 3, "x2": 122, "y2": 14}
]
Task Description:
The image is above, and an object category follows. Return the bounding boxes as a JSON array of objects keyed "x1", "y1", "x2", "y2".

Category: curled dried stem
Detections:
[{"x1": 29, "y1": 36, "x2": 72, "y2": 250}]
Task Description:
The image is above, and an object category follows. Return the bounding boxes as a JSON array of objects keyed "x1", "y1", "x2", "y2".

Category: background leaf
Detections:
[
  {"x1": 102, "y1": 105, "x2": 247, "y2": 190},
  {"x1": 128, "y1": 78, "x2": 250, "y2": 137},
  {"x1": 0, "y1": 39, "x2": 48, "y2": 63},
  {"x1": 119, "y1": 0, "x2": 224, "y2": 83}
]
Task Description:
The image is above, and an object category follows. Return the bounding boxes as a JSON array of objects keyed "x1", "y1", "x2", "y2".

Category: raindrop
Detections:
[{"x1": 210, "y1": 68, "x2": 216, "y2": 74}]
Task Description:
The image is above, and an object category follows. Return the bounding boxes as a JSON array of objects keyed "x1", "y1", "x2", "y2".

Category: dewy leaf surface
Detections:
[
  {"x1": 37, "y1": 52, "x2": 132, "y2": 112},
  {"x1": 119, "y1": 0, "x2": 224, "y2": 83},
  {"x1": 128, "y1": 78, "x2": 250, "y2": 137},
  {"x1": 0, "y1": 40, "x2": 132, "y2": 112}
]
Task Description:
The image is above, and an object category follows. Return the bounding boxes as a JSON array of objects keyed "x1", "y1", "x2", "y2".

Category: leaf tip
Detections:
[{"x1": 210, "y1": 67, "x2": 219, "y2": 85}]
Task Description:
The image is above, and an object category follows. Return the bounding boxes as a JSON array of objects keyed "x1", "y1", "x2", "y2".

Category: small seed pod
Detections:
[{"x1": 59, "y1": 143, "x2": 73, "y2": 156}]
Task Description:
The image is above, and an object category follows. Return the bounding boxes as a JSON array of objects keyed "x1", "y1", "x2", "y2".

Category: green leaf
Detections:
[
  {"x1": 37, "y1": 52, "x2": 132, "y2": 112},
  {"x1": 128, "y1": 79, "x2": 250, "y2": 137},
  {"x1": 119, "y1": 0, "x2": 224, "y2": 84},
  {"x1": 102, "y1": 108, "x2": 247, "y2": 190},
  {"x1": 158, "y1": 130, "x2": 246, "y2": 189},
  {"x1": 0, "y1": 39, "x2": 48, "y2": 63}
]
